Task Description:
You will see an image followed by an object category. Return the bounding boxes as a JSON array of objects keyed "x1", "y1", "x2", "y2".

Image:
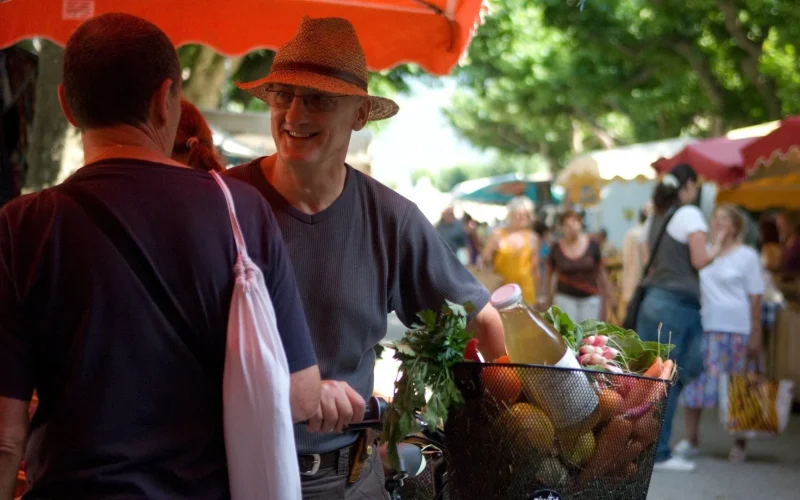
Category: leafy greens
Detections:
[{"x1": 381, "y1": 301, "x2": 474, "y2": 469}]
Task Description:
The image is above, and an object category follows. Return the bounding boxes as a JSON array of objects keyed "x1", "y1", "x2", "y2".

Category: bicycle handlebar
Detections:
[{"x1": 298, "y1": 396, "x2": 388, "y2": 431}]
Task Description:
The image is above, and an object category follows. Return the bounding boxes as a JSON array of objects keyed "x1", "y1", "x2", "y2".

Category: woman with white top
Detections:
[
  {"x1": 675, "y1": 204, "x2": 764, "y2": 463},
  {"x1": 636, "y1": 164, "x2": 726, "y2": 472}
]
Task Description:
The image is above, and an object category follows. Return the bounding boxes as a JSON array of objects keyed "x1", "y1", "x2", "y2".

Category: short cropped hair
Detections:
[{"x1": 62, "y1": 13, "x2": 181, "y2": 129}]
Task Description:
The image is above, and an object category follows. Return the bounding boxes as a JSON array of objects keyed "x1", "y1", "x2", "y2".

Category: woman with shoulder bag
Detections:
[{"x1": 634, "y1": 164, "x2": 727, "y2": 472}]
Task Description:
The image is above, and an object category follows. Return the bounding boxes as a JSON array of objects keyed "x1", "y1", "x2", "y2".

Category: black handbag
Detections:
[{"x1": 622, "y1": 208, "x2": 678, "y2": 330}]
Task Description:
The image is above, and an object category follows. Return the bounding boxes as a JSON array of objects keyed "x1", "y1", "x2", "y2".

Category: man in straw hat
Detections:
[
  {"x1": 227, "y1": 16, "x2": 505, "y2": 498},
  {"x1": 0, "y1": 13, "x2": 321, "y2": 498}
]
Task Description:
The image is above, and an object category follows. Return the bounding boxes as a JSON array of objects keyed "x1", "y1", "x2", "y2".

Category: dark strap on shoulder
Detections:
[
  {"x1": 59, "y1": 182, "x2": 213, "y2": 373},
  {"x1": 641, "y1": 207, "x2": 678, "y2": 279}
]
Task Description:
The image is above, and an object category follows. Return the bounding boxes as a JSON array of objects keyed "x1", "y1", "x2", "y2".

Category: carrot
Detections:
[
  {"x1": 623, "y1": 358, "x2": 671, "y2": 411},
  {"x1": 659, "y1": 359, "x2": 675, "y2": 380},
  {"x1": 642, "y1": 357, "x2": 663, "y2": 378},
  {"x1": 597, "y1": 388, "x2": 624, "y2": 422},
  {"x1": 623, "y1": 440, "x2": 644, "y2": 463},
  {"x1": 632, "y1": 411, "x2": 660, "y2": 449},
  {"x1": 493, "y1": 355, "x2": 512, "y2": 363},
  {"x1": 578, "y1": 417, "x2": 633, "y2": 483}
]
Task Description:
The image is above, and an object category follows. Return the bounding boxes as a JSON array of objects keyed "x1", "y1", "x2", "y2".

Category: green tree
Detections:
[{"x1": 447, "y1": 0, "x2": 800, "y2": 172}]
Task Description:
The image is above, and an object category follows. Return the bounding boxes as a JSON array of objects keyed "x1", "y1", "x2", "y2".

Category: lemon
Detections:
[
  {"x1": 565, "y1": 431, "x2": 595, "y2": 466},
  {"x1": 497, "y1": 402, "x2": 555, "y2": 451}
]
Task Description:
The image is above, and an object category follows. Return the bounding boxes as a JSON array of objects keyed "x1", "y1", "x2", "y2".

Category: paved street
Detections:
[{"x1": 376, "y1": 313, "x2": 800, "y2": 499}]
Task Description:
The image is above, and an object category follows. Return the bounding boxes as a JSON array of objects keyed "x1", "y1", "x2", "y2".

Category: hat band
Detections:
[{"x1": 270, "y1": 62, "x2": 368, "y2": 91}]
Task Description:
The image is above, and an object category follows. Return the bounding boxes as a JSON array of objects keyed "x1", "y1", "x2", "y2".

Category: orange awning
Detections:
[{"x1": 0, "y1": 0, "x2": 485, "y2": 75}]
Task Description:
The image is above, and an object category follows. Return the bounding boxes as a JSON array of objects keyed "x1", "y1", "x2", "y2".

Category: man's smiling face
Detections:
[{"x1": 268, "y1": 84, "x2": 369, "y2": 168}]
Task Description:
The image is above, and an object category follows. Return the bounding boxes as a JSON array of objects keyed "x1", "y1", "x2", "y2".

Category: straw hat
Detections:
[{"x1": 236, "y1": 17, "x2": 399, "y2": 121}]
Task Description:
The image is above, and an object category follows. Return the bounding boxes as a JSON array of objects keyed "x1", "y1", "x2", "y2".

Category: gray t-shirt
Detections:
[
  {"x1": 642, "y1": 205, "x2": 708, "y2": 298},
  {"x1": 227, "y1": 160, "x2": 490, "y2": 454}
]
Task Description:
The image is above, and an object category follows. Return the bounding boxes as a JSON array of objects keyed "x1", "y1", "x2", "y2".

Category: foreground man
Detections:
[
  {"x1": 0, "y1": 13, "x2": 320, "y2": 499},
  {"x1": 227, "y1": 16, "x2": 505, "y2": 499}
]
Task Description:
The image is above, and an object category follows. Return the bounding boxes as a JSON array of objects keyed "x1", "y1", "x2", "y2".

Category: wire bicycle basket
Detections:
[{"x1": 443, "y1": 362, "x2": 673, "y2": 500}]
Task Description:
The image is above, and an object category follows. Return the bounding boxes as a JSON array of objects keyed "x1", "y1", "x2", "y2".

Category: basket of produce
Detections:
[
  {"x1": 382, "y1": 284, "x2": 675, "y2": 500},
  {"x1": 445, "y1": 360, "x2": 672, "y2": 500}
]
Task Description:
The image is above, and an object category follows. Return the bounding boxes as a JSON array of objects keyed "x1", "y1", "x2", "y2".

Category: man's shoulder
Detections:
[
  {"x1": 351, "y1": 168, "x2": 417, "y2": 219},
  {"x1": 225, "y1": 160, "x2": 259, "y2": 183},
  {"x1": 0, "y1": 189, "x2": 59, "y2": 230}
]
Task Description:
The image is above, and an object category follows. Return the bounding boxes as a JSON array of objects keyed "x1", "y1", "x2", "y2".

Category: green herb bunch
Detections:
[{"x1": 381, "y1": 301, "x2": 473, "y2": 469}]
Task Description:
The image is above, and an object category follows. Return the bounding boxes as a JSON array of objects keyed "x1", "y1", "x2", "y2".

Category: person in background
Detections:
[
  {"x1": 463, "y1": 212, "x2": 483, "y2": 265},
  {"x1": 675, "y1": 204, "x2": 764, "y2": 463},
  {"x1": 533, "y1": 220, "x2": 552, "y2": 306},
  {"x1": 636, "y1": 163, "x2": 726, "y2": 472},
  {"x1": 0, "y1": 13, "x2": 320, "y2": 498},
  {"x1": 776, "y1": 211, "x2": 800, "y2": 278},
  {"x1": 224, "y1": 17, "x2": 505, "y2": 499},
  {"x1": 621, "y1": 203, "x2": 652, "y2": 311},
  {"x1": 171, "y1": 98, "x2": 226, "y2": 172},
  {"x1": 436, "y1": 206, "x2": 468, "y2": 256},
  {"x1": 760, "y1": 213, "x2": 783, "y2": 273},
  {"x1": 758, "y1": 213, "x2": 784, "y2": 330},
  {"x1": 481, "y1": 196, "x2": 539, "y2": 304},
  {"x1": 546, "y1": 210, "x2": 614, "y2": 322},
  {"x1": 594, "y1": 228, "x2": 608, "y2": 252}
]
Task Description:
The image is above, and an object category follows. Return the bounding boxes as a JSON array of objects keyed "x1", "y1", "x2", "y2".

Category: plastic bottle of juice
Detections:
[{"x1": 490, "y1": 284, "x2": 598, "y2": 428}]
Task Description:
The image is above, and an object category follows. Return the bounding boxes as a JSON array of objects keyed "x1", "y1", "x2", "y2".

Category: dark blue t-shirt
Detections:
[{"x1": 0, "y1": 160, "x2": 316, "y2": 499}]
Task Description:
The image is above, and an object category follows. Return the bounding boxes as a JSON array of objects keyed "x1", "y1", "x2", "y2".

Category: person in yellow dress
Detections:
[{"x1": 481, "y1": 196, "x2": 540, "y2": 304}]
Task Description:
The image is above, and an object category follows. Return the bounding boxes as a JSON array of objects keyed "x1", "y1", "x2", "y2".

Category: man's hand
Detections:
[{"x1": 307, "y1": 381, "x2": 365, "y2": 434}]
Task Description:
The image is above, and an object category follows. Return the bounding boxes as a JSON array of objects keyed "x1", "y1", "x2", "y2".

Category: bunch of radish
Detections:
[{"x1": 578, "y1": 335, "x2": 622, "y2": 373}]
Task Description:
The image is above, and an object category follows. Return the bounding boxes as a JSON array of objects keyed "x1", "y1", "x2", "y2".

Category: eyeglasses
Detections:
[{"x1": 264, "y1": 90, "x2": 346, "y2": 113}]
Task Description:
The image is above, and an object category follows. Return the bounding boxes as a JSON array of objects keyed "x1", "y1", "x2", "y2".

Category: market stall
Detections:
[
  {"x1": 716, "y1": 116, "x2": 800, "y2": 405},
  {"x1": 652, "y1": 135, "x2": 758, "y2": 187}
]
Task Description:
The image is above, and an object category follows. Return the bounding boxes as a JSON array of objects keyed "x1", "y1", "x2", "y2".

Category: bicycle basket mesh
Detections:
[
  {"x1": 400, "y1": 448, "x2": 449, "y2": 499},
  {"x1": 443, "y1": 362, "x2": 672, "y2": 500}
]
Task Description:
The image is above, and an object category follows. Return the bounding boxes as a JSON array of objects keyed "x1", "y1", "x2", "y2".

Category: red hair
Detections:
[{"x1": 173, "y1": 99, "x2": 226, "y2": 172}]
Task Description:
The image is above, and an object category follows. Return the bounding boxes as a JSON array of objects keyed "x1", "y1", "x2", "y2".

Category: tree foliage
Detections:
[{"x1": 447, "y1": 0, "x2": 800, "y2": 171}]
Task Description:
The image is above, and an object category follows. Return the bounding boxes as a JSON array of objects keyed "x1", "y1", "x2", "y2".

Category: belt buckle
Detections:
[{"x1": 300, "y1": 453, "x2": 321, "y2": 476}]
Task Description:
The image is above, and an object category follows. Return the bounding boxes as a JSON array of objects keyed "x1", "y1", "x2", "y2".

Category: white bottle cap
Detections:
[{"x1": 490, "y1": 284, "x2": 523, "y2": 309}]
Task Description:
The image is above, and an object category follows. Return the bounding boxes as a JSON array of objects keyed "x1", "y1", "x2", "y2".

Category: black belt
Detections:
[{"x1": 299, "y1": 442, "x2": 358, "y2": 477}]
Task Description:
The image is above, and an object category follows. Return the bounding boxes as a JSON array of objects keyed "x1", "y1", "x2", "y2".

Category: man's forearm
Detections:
[{"x1": 0, "y1": 449, "x2": 23, "y2": 500}]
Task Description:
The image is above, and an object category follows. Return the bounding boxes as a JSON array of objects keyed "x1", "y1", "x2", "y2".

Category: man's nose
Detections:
[{"x1": 285, "y1": 96, "x2": 310, "y2": 124}]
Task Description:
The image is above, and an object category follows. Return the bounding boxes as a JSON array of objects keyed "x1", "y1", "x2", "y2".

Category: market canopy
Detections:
[
  {"x1": 651, "y1": 136, "x2": 758, "y2": 187},
  {"x1": 741, "y1": 116, "x2": 800, "y2": 173},
  {"x1": 557, "y1": 137, "x2": 696, "y2": 206},
  {"x1": 717, "y1": 117, "x2": 800, "y2": 211},
  {"x1": 0, "y1": 0, "x2": 484, "y2": 75},
  {"x1": 451, "y1": 172, "x2": 554, "y2": 206},
  {"x1": 716, "y1": 150, "x2": 800, "y2": 210}
]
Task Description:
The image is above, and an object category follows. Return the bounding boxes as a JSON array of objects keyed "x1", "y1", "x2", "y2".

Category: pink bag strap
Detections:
[{"x1": 209, "y1": 171, "x2": 248, "y2": 260}]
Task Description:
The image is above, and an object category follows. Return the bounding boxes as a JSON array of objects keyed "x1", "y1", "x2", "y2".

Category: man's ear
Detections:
[
  {"x1": 352, "y1": 97, "x2": 371, "y2": 131},
  {"x1": 151, "y1": 78, "x2": 174, "y2": 126},
  {"x1": 57, "y1": 84, "x2": 79, "y2": 127}
]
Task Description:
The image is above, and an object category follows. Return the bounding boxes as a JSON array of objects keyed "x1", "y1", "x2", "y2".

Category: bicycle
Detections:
[{"x1": 352, "y1": 396, "x2": 450, "y2": 500}]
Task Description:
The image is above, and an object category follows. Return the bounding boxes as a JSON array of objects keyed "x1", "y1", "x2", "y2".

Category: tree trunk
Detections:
[
  {"x1": 717, "y1": 0, "x2": 782, "y2": 119},
  {"x1": 26, "y1": 40, "x2": 69, "y2": 191},
  {"x1": 182, "y1": 47, "x2": 243, "y2": 109},
  {"x1": 571, "y1": 119, "x2": 585, "y2": 155},
  {"x1": 672, "y1": 40, "x2": 727, "y2": 132}
]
